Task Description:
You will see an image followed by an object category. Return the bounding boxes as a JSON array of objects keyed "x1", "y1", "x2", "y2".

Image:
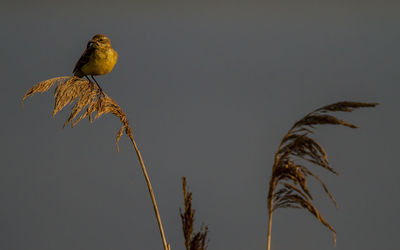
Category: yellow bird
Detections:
[{"x1": 73, "y1": 34, "x2": 118, "y2": 90}]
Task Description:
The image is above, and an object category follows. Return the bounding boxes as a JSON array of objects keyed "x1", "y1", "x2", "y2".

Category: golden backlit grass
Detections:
[
  {"x1": 266, "y1": 101, "x2": 378, "y2": 250},
  {"x1": 21, "y1": 76, "x2": 171, "y2": 250},
  {"x1": 21, "y1": 76, "x2": 130, "y2": 150},
  {"x1": 22, "y1": 77, "x2": 378, "y2": 250}
]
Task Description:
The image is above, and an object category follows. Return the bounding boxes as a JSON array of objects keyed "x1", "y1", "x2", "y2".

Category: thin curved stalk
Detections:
[
  {"x1": 127, "y1": 132, "x2": 171, "y2": 250},
  {"x1": 266, "y1": 204, "x2": 273, "y2": 250}
]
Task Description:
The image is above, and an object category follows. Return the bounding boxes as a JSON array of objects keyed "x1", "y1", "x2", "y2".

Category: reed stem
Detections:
[
  {"x1": 127, "y1": 132, "x2": 170, "y2": 250},
  {"x1": 267, "y1": 211, "x2": 272, "y2": 250}
]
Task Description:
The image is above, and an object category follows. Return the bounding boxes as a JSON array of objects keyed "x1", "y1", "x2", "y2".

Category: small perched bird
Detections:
[{"x1": 73, "y1": 34, "x2": 118, "y2": 90}]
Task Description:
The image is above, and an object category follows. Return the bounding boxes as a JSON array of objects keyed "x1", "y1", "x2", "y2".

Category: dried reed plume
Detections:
[
  {"x1": 22, "y1": 76, "x2": 171, "y2": 250},
  {"x1": 266, "y1": 101, "x2": 378, "y2": 250},
  {"x1": 180, "y1": 177, "x2": 209, "y2": 250}
]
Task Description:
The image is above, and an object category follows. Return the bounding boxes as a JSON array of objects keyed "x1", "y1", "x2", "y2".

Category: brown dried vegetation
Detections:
[
  {"x1": 22, "y1": 78, "x2": 378, "y2": 250},
  {"x1": 266, "y1": 101, "x2": 378, "y2": 250},
  {"x1": 21, "y1": 76, "x2": 131, "y2": 151},
  {"x1": 22, "y1": 76, "x2": 171, "y2": 250},
  {"x1": 180, "y1": 177, "x2": 209, "y2": 250}
]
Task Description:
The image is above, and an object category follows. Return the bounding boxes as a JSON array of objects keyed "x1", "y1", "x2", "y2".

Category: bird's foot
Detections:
[{"x1": 95, "y1": 83, "x2": 105, "y2": 96}]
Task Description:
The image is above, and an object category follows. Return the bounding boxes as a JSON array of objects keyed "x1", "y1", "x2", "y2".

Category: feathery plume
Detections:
[
  {"x1": 266, "y1": 101, "x2": 378, "y2": 250},
  {"x1": 22, "y1": 76, "x2": 171, "y2": 250},
  {"x1": 22, "y1": 76, "x2": 131, "y2": 151},
  {"x1": 180, "y1": 177, "x2": 209, "y2": 250}
]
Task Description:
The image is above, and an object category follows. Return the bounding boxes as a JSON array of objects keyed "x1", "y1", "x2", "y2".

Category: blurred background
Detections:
[{"x1": 0, "y1": 1, "x2": 398, "y2": 249}]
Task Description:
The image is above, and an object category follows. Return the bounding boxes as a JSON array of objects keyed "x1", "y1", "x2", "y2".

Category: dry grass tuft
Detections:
[
  {"x1": 180, "y1": 177, "x2": 209, "y2": 250},
  {"x1": 21, "y1": 76, "x2": 131, "y2": 151},
  {"x1": 266, "y1": 101, "x2": 378, "y2": 250}
]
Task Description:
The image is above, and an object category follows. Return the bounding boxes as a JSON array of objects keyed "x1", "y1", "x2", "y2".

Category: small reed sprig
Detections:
[{"x1": 180, "y1": 177, "x2": 209, "y2": 250}]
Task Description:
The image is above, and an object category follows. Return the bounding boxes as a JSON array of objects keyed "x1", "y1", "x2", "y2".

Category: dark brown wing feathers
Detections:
[{"x1": 73, "y1": 45, "x2": 94, "y2": 77}]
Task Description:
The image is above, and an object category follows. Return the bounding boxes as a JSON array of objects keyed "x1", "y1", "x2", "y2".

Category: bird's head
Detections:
[{"x1": 87, "y1": 34, "x2": 112, "y2": 49}]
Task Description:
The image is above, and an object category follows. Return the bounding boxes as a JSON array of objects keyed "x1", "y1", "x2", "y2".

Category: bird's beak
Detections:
[{"x1": 87, "y1": 40, "x2": 98, "y2": 48}]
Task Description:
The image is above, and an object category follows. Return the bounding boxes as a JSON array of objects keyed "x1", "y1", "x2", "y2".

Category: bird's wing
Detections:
[{"x1": 73, "y1": 45, "x2": 95, "y2": 76}]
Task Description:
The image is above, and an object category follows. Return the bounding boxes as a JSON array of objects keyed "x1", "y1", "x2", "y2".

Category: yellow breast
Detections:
[{"x1": 81, "y1": 47, "x2": 118, "y2": 76}]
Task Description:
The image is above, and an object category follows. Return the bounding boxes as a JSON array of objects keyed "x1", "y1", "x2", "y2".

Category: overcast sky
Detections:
[{"x1": 1, "y1": 1, "x2": 399, "y2": 250}]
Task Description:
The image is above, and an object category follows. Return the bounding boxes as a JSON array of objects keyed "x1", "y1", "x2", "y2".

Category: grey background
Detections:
[{"x1": 1, "y1": 1, "x2": 398, "y2": 249}]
